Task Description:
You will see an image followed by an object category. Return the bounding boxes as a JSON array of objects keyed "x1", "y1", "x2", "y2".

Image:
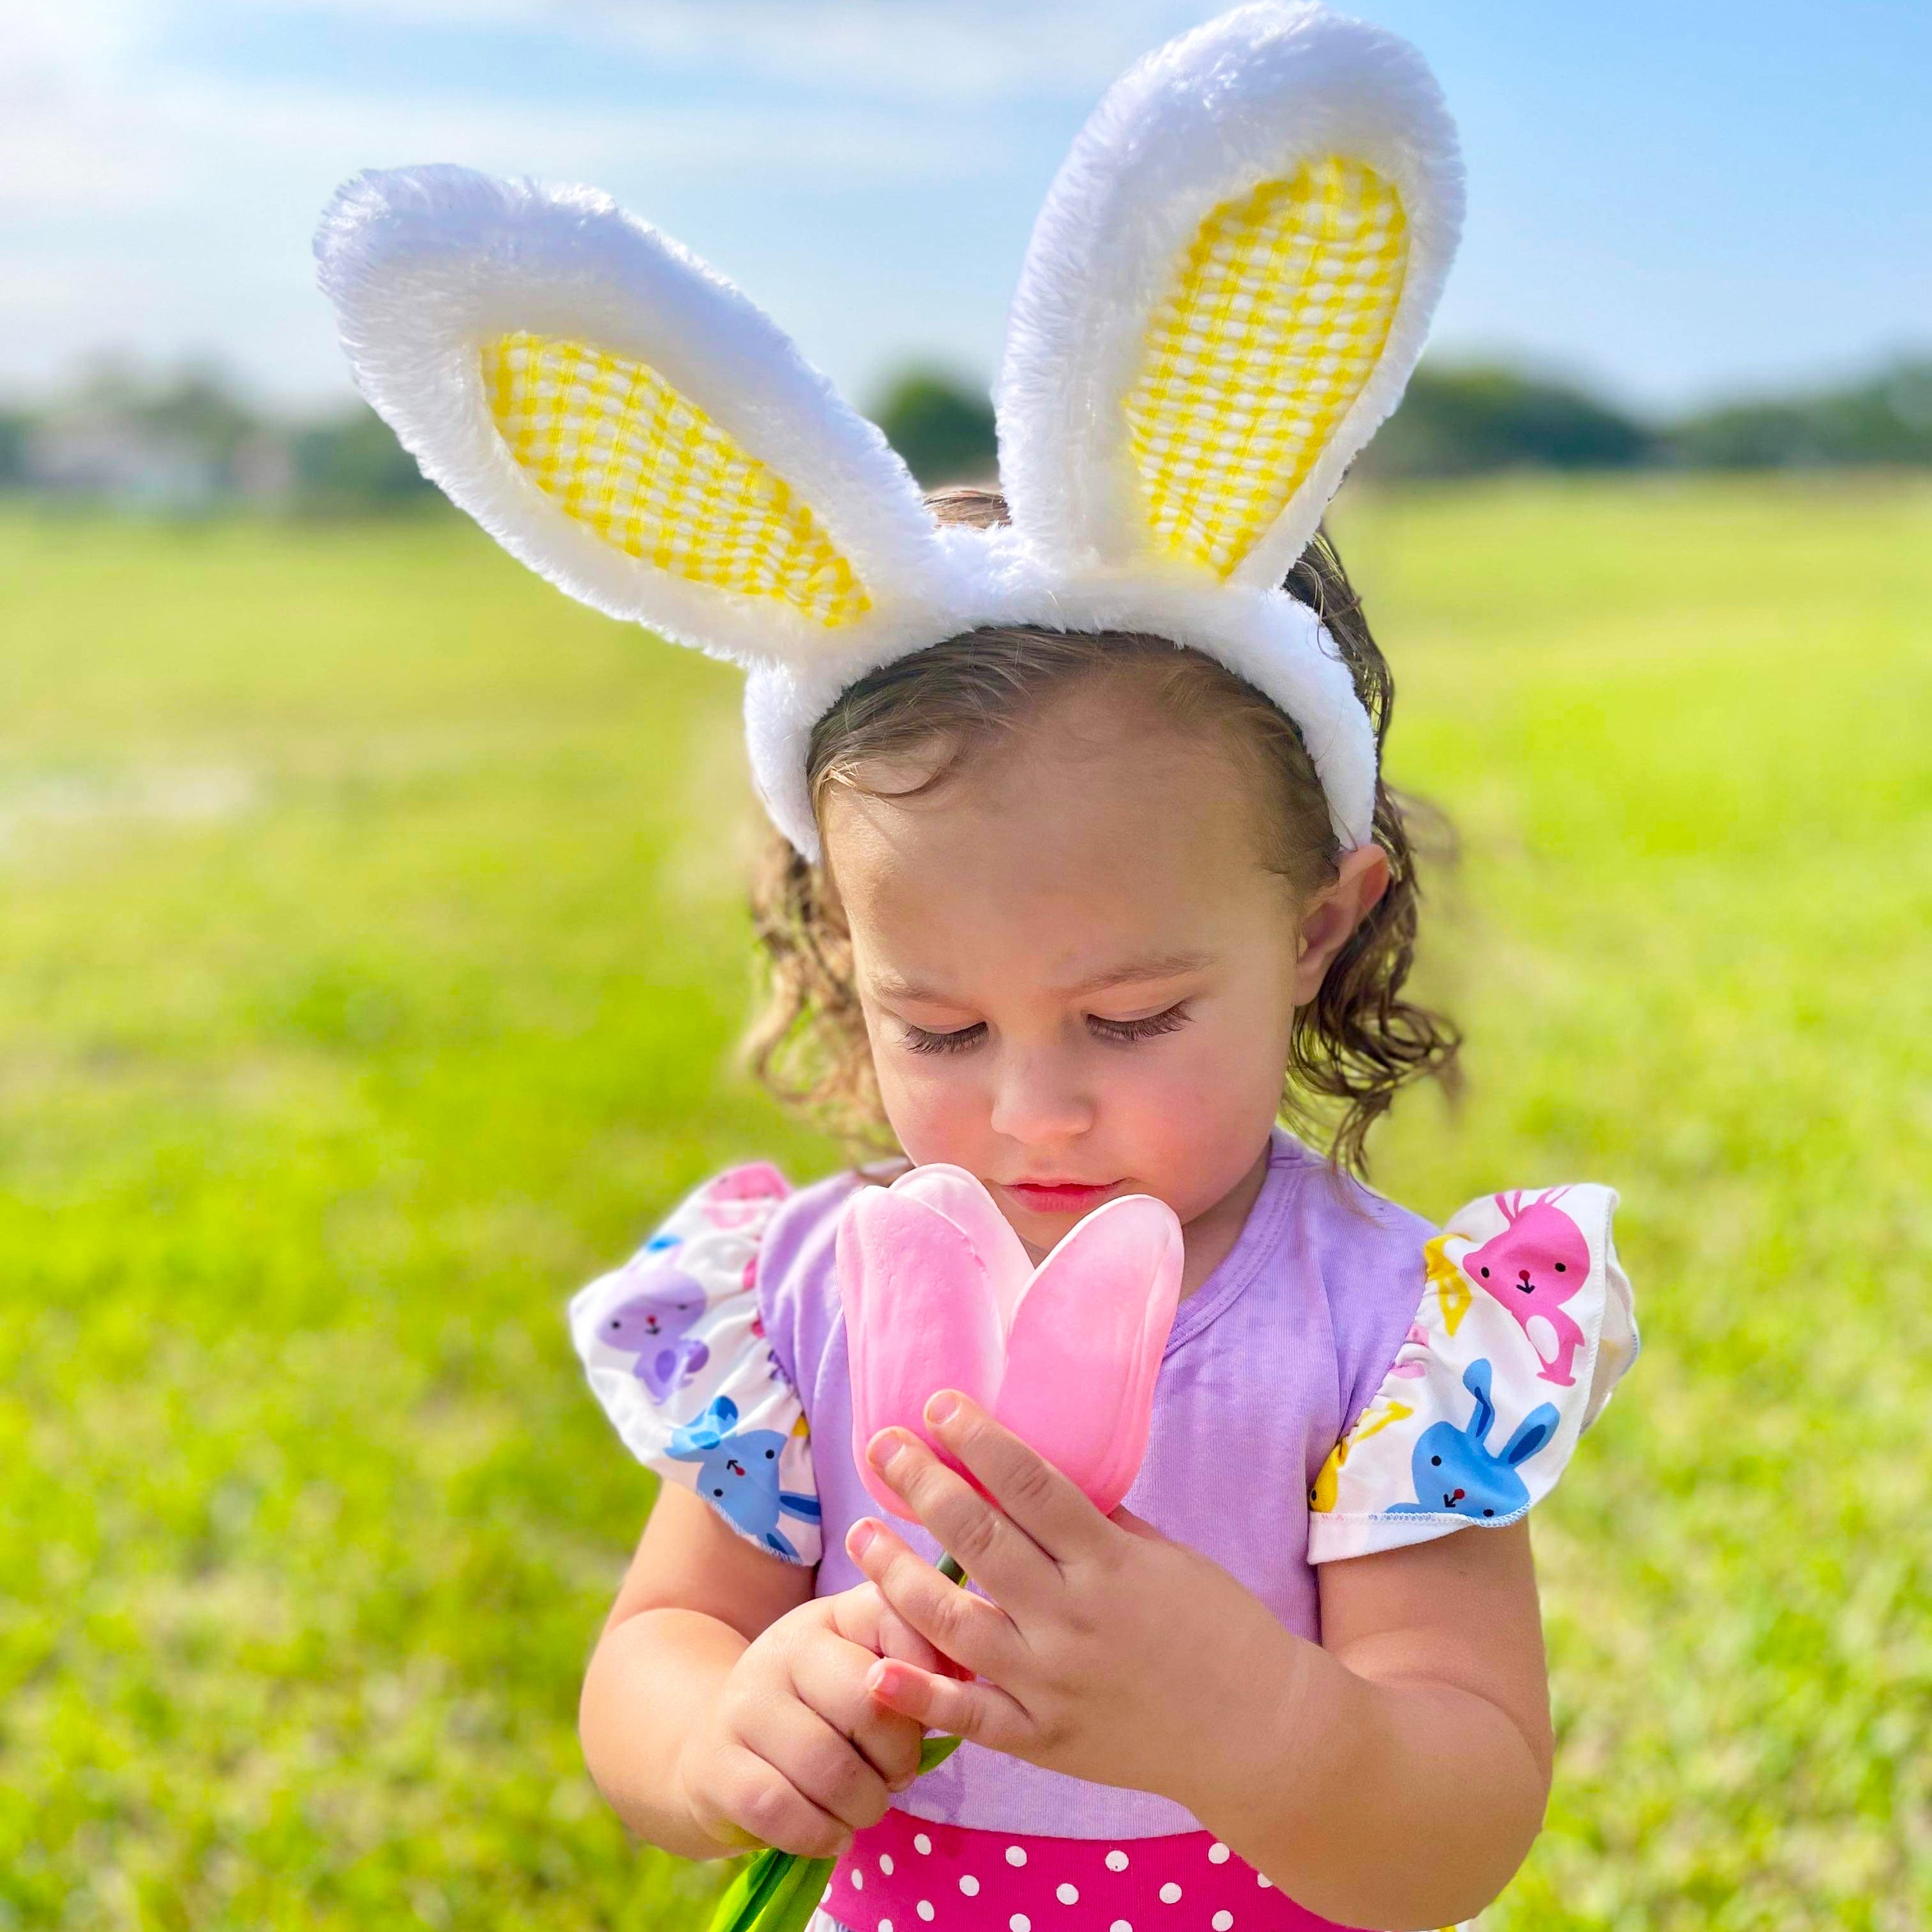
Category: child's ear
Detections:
[{"x1": 1291, "y1": 842, "x2": 1389, "y2": 1003}]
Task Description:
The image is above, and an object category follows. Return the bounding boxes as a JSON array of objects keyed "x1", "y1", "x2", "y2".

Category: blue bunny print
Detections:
[
  {"x1": 667, "y1": 1396, "x2": 822, "y2": 1561},
  {"x1": 1389, "y1": 1358, "x2": 1559, "y2": 1521}
]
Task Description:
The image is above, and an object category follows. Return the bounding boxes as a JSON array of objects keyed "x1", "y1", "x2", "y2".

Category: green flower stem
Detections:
[
  {"x1": 706, "y1": 1846, "x2": 836, "y2": 1932},
  {"x1": 703, "y1": 1555, "x2": 965, "y2": 1932}
]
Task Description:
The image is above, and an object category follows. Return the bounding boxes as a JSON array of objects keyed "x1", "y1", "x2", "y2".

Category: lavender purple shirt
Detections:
[{"x1": 755, "y1": 1129, "x2": 1431, "y2": 1840}]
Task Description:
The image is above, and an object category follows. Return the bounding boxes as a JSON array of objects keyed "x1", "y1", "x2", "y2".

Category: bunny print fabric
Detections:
[
  {"x1": 568, "y1": 1164, "x2": 823, "y2": 1564},
  {"x1": 1307, "y1": 1186, "x2": 1636, "y2": 1562},
  {"x1": 570, "y1": 1166, "x2": 1634, "y2": 1575}
]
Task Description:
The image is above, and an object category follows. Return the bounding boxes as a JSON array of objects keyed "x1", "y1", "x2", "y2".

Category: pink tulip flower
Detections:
[{"x1": 837, "y1": 1165, "x2": 1184, "y2": 1520}]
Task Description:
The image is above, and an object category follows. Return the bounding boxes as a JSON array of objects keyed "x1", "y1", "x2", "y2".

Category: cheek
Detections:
[
  {"x1": 1103, "y1": 1001, "x2": 1294, "y2": 1195},
  {"x1": 868, "y1": 1043, "x2": 992, "y2": 1167}
]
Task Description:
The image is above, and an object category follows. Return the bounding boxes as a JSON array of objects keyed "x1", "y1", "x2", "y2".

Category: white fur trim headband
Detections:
[{"x1": 316, "y1": 3, "x2": 1463, "y2": 861}]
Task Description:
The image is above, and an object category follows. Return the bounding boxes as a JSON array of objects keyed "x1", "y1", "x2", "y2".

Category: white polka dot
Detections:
[
  {"x1": 1212, "y1": 1914, "x2": 1234, "y2": 1931},
  {"x1": 1105, "y1": 1851, "x2": 1129, "y2": 1873},
  {"x1": 1206, "y1": 1842, "x2": 1229, "y2": 1866},
  {"x1": 1159, "y1": 1884, "x2": 1182, "y2": 1904},
  {"x1": 880, "y1": 1920, "x2": 893, "y2": 1932},
  {"x1": 1010, "y1": 1917, "x2": 1030, "y2": 1932},
  {"x1": 1256, "y1": 1874, "x2": 1272, "y2": 1889},
  {"x1": 880, "y1": 1855, "x2": 896, "y2": 1877},
  {"x1": 1005, "y1": 1846, "x2": 1028, "y2": 1868},
  {"x1": 852, "y1": 1870, "x2": 865, "y2": 1891},
  {"x1": 1056, "y1": 1884, "x2": 1079, "y2": 1906},
  {"x1": 917, "y1": 1904, "x2": 934, "y2": 1923},
  {"x1": 914, "y1": 1833, "x2": 933, "y2": 1856},
  {"x1": 1111, "y1": 1922, "x2": 1133, "y2": 1931},
  {"x1": 960, "y1": 1877, "x2": 980, "y2": 1898}
]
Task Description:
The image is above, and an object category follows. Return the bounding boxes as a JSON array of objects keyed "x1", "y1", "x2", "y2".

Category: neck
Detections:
[{"x1": 1175, "y1": 1139, "x2": 1273, "y2": 1300}]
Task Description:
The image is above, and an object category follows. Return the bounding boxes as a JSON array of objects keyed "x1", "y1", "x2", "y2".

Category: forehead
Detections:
[{"x1": 821, "y1": 676, "x2": 1282, "y2": 984}]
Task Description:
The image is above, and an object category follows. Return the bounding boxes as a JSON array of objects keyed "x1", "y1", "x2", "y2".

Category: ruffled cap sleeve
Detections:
[
  {"x1": 1309, "y1": 1183, "x2": 1636, "y2": 1562},
  {"x1": 567, "y1": 1163, "x2": 822, "y2": 1566}
]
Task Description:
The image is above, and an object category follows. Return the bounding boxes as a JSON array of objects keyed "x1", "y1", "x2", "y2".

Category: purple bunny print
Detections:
[
  {"x1": 1464, "y1": 1189, "x2": 1591, "y2": 1387},
  {"x1": 668, "y1": 1396, "x2": 821, "y2": 1561},
  {"x1": 1389, "y1": 1359, "x2": 1559, "y2": 1521},
  {"x1": 601, "y1": 1264, "x2": 712, "y2": 1404}
]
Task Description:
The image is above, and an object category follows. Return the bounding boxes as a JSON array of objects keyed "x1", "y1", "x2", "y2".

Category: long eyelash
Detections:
[
  {"x1": 901, "y1": 1021, "x2": 988, "y2": 1056},
  {"x1": 1088, "y1": 1003, "x2": 1192, "y2": 1045}
]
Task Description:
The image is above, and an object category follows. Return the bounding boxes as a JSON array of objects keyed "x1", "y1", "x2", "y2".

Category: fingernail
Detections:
[
  {"x1": 848, "y1": 1520, "x2": 876, "y2": 1558},
  {"x1": 925, "y1": 1391, "x2": 959, "y2": 1427},
  {"x1": 867, "y1": 1430, "x2": 907, "y2": 1474}
]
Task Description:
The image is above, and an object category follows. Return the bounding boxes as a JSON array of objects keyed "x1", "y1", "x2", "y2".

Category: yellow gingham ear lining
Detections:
[
  {"x1": 480, "y1": 331, "x2": 871, "y2": 629},
  {"x1": 1124, "y1": 156, "x2": 1408, "y2": 578}
]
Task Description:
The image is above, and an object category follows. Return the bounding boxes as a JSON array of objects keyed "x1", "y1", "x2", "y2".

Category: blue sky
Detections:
[{"x1": 5, "y1": 0, "x2": 1927, "y2": 417}]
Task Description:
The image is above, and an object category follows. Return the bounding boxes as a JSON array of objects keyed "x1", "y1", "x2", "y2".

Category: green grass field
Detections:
[{"x1": 3, "y1": 477, "x2": 1929, "y2": 1929}]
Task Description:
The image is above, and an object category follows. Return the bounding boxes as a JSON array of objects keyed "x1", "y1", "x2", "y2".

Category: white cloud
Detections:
[
  {"x1": 3, "y1": 0, "x2": 175, "y2": 209},
  {"x1": 0, "y1": 0, "x2": 1048, "y2": 401},
  {"x1": 0, "y1": 2, "x2": 1003, "y2": 221},
  {"x1": 254, "y1": 0, "x2": 1222, "y2": 100}
]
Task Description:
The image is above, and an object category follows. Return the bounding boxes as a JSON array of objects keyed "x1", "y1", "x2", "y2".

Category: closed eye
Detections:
[
  {"x1": 900, "y1": 1020, "x2": 987, "y2": 1056},
  {"x1": 1088, "y1": 1001, "x2": 1191, "y2": 1045}
]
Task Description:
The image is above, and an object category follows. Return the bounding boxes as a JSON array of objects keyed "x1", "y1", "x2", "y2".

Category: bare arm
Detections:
[
  {"x1": 580, "y1": 1483, "x2": 814, "y2": 1857},
  {"x1": 1189, "y1": 1526, "x2": 1552, "y2": 1928},
  {"x1": 580, "y1": 1483, "x2": 943, "y2": 1862}
]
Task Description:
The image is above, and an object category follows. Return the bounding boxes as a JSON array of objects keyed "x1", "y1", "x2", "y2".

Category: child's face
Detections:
[{"x1": 821, "y1": 674, "x2": 1372, "y2": 1252}]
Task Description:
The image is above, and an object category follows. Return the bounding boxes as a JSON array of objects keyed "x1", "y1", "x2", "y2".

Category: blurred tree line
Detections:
[
  {"x1": 871, "y1": 359, "x2": 1932, "y2": 486},
  {"x1": 1, "y1": 353, "x2": 1926, "y2": 514}
]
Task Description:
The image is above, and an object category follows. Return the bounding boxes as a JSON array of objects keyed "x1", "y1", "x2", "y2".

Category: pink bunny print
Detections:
[
  {"x1": 1463, "y1": 1190, "x2": 1591, "y2": 1387},
  {"x1": 697, "y1": 1161, "x2": 790, "y2": 1233}
]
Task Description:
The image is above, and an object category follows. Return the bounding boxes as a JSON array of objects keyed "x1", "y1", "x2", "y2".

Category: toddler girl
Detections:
[{"x1": 316, "y1": 8, "x2": 1636, "y2": 1927}]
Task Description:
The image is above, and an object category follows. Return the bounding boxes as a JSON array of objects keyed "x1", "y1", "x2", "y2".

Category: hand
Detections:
[
  {"x1": 673, "y1": 1583, "x2": 952, "y2": 1860},
  {"x1": 846, "y1": 1393, "x2": 1300, "y2": 1808}
]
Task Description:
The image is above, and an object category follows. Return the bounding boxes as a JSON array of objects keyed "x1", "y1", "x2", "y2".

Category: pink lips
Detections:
[{"x1": 1003, "y1": 1179, "x2": 1122, "y2": 1215}]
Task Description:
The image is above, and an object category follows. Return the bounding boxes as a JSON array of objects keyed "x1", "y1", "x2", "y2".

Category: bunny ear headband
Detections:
[{"x1": 316, "y1": 1, "x2": 1462, "y2": 862}]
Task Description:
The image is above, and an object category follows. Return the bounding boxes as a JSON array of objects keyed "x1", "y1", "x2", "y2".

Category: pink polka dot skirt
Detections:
[{"x1": 825, "y1": 1807, "x2": 1363, "y2": 1932}]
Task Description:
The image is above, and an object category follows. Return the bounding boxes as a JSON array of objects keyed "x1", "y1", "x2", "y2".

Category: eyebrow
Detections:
[{"x1": 871, "y1": 950, "x2": 1216, "y2": 1005}]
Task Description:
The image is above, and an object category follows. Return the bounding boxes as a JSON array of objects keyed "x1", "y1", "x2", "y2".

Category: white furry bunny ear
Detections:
[
  {"x1": 996, "y1": 1, "x2": 1463, "y2": 591},
  {"x1": 315, "y1": 166, "x2": 947, "y2": 673}
]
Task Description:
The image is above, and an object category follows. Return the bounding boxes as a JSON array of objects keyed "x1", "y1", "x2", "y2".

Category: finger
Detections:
[
  {"x1": 752, "y1": 1692, "x2": 896, "y2": 1837},
  {"x1": 697, "y1": 1742, "x2": 853, "y2": 1861},
  {"x1": 866, "y1": 1427, "x2": 1058, "y2": 1609},
  {"x1": 866, "y1": 1657, "x2": 1033, "y2": 1758},
  {"x1": 846, "y1": 1517, "x2": 1028, "y2": 1680},
  {"x1": 876, "y1": 1593, "x2": 974, "y2": 1681},
  {"x1": 786, "y1": 1629, "x2": 926, "y2": 1792},
  {"x1": 926, "y1": 1392, "x2": 1112, "y2": 1564},
  {"x1": 1108, "y1": 1504, "x2": 1166, "y2": 1542},
  {"x1": 827, "y1": 1581, "x2": 954, "y2": 1677}
]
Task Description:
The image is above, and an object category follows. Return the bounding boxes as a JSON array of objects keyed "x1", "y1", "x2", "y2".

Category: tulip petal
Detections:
[
  {"x1": 1084, "y1": 1209, "x2": 1186, "y2": 1514},
  {"x1": 993, "y1": 1194, "x2": 1184, "y2": 1515},
  {"x1": 891, "y1": 1163, "x2": 1035, "y2": 1336},
  {"x1": 837, "y1": 1185, "x2": 1005, "y2": 1519}
]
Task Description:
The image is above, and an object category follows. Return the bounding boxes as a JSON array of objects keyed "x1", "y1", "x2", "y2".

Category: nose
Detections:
[{"x1": 987, "y1": 1043, "x2": 1095, "y2": 1148}]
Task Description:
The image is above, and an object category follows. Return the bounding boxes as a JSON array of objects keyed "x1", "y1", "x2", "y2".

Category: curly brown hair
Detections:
[{"x1": 746, "y1": 486, "x2": 1459, "y2": 1173}]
